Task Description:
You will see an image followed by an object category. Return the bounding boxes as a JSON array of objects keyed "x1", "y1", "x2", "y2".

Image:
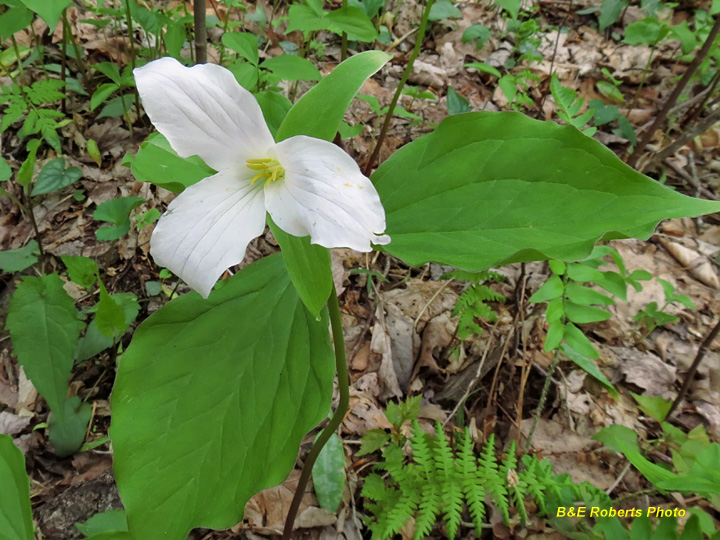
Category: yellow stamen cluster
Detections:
[{"x1": 246, "y1": 158, "x2": 285, "y2": 187}]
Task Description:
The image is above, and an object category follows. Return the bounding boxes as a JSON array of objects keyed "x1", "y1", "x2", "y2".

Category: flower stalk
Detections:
[{"x1": 282, "y1": 283, "x2": 350, "y2": 540}]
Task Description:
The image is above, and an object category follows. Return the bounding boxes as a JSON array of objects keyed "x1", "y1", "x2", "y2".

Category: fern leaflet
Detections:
[{"x1": 362, "y1": 423, "x2": 606, "y2": 539}]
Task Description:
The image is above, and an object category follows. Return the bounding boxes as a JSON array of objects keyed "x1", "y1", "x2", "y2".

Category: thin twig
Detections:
[
  {"x1": 386, "y1": 27, "x2": 418, "y2": 52},
  {"x1": 663, "y1": 158, "x2": 719, "y2": 201},
  {"x1": 537, "y1": 1, "x2": 572, "y2": 115},
  {"x1": 443, "y1": 333, "x2": 497, "y2": 428},
  {"x1": 650, "y1": 107, "x2": 720, "y2": 165},
  {"x1": 680, "y1": 71, "x2": 720, "y2": 129},
  {"x1": 664, "y1": 317, "x2": 720, "y2": 420},
  {"x1": 413, "y1": 279, "x2": 453, "y2": 331},
  {"x1": 628, "y1": 15, "x2": 720, "y2": 167},
  {"x1": 525, "y1": 349, "x2": 559, "y2": 452},
  {"x1": 605, "y1": 462, "x2": 631, "y2": 496},
  {"x1": 483, "y1": 325, "x2": 516, "y2": 420},
  {"x1": 363, "y1": 0, "x2": 435, "y2": 176},
  {"x1": 514, "y1": 273, "x2": 531, "y2": 446}
]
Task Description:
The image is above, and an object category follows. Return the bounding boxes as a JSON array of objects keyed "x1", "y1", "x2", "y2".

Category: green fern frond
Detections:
[
  {"x1": 26, "y1": 79, "x2": 65, "y2": 105},
  {"x1": 443, "y1": 481, "x2": 463, "y2": 539},
  {"x1": 550, "y1": 73, "x2": 596, "y2": 135},
  {"x1": 363, "y1": 424, "x2": 603, "y2": 539},
  {"x1": 429, "y1": 424, "x2": 463, "y2": 538},
  {"x1": 371, "y1": 487, "x2": 402, "y2": 538},
  {"x1": 480, "y1": 435, "x2": 510, "y2": 525},
  {"x1": 1, "y1": 101, "x2": 25, "y2": 132},
  {"x1": 470, "y1": 300, "x2": 497, "y2": 321},
  {"x1": 519, "y1": 455, "x2": 547, "y2": 514},
  {"x1": 456, "y1": 309, "x2": 483, "y2": 340},
  {"x1": 452, "y1": 284, "x2": 505, "y2": 339},
  {"x1": 385, "y1": 488, "x2": 419, "y2": 537},
  {"x1": 501, "y1": 442, "x2": 529, "y2": 524},
  {"x1": 459, "y1": 429, "x2": 485, "y2": 533},
  {"x1": 432, "y1": 423, "x2": 455, "y2": 480},
  {"x1": 472, "y1": 284, "x2": 506, "y2": 303},
  {"x1": 478, "y1": 434, "x2": 500, "y2": 482},
  {"x1": 444, "y1": 269, "x2": 507, "y2": 340},
  {"x1": 411, "y1": 421, "x2": 434, "y2": 478},
  {"x1": 362, "y1": 474, "x2": 387, "y2": 501},
  {"x1": 414, "y1": 481, "x2": 441, "y2": 539},
  {"x1": 380, "y1": 443, "x2": 405, "y2": 474},
  {"x1": 500, "y1": 441, "x2": 518, "y2": 476},
  {"x1": 453, "y1": 285, "x2": 505, "y2": 314}
]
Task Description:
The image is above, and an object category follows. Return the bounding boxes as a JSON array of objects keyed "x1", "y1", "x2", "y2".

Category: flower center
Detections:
[{"x1": 246, "y1": 158, "x2": 285, "y2": 187}]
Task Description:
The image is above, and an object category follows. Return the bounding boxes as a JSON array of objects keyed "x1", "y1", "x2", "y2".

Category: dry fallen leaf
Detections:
[
  {"x1": 244, "y1": 470, "x2": 317, "y2": 534},
  {"x1": 0, "y1": 410, "x2": 32, "y2": 436},
  {"x1": 370, "y1": 303, "x2": 403, "y2": 399},
  {"x1": 658, "y1": 237, "x2": 720, "y2": 289},
  {"x1": 16, "y1": 368, "x2": 38, "y2": 413},
  {"x1": 521, "y1": 418, "x2": 617, "y2": 489},
  {"x1": 410, "y1": 59, "x2": 447, "y2": 89},
  {"x1": 611, "y1": 346, "x2": 677, "y2": 398}
]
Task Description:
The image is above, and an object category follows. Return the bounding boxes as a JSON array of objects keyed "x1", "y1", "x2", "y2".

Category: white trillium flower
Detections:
[{"x1": 133, "y1": 57, "x2": 390, "y2": 298}]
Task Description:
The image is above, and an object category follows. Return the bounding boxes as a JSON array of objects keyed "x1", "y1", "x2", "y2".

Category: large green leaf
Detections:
[
  {"x1": 76, "y1": 509, "x2": 128, "y2": 537},
  {"x1": 110, "y1": 254, "x2": 335, "y2": 539},
  {"x1": 325, "y1": 6, "x2": 377, "y2": 41},
  {"x1": 48, "y1": 396, "x2": 92, "y2": 457},
  {"x1": 277, "y1": 50, "x2": 390, "y2": 142},
  {"x1": 312, "y1": 432, "x2": 346, "y2": 512},
  {"x1": 286, "y1": 4, "x2": 327, "y2": 34},
  {"x1": 273, "y1": 51, "x2": 390, "y2": 316},
  {"x1": 0, "y1": 4, "x2": 34, "y2": 39},
  {"x1": 657, "y1": 444, "x2": 720, "y2": 495},
  {"x1": 31, "y1": 158, "x2": 82, "y2": 196},
  {"x1": 260, "y1": 54, "x2": 321, "y2": 82},
  {"x1": 128, "y1": 132, "x2": 215, "y2": 194},
  {"x1": 61, "y1": 255, "x2": 98, "y2": 289},
  {"x1": 0, "y1": 240, "x2": 40, "y2": 273},
  {"x1": 255, "y1": 91, "x2": 292, "y2": 139},
  {"x1": 94, "y1": 197, "x2": 145, "y2": 241},
  {"x1": 75, "y1": 293, "x2": 140, "y2": 362},
  {"x1": 268, "y1": 219, "x2": 332, "y2": 318},
  {"x1": 19, "y1": 0, "x2": 70, "y2": 30},
  {"x1": 221, "y1": 32, "x2": 259, "y2": 65},
  {"x1": 374, "y1": 112, "x2": 720, "y2": 270},
  {"x1": 0, "y1": 435, "x2": 34, "y2": 540},
  {"x1": 6, "y1": 274, "x2": 81, "y2": 419}
]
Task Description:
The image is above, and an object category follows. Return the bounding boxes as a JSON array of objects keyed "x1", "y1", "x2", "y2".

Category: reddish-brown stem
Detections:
[
  {"x1": 628, "y1": 15, "x2": 720, "y2": 168},
  {"x1": 194, "y1": 0, "x2": 207, "y2": 64},
  {"x1": 664, "y1": 318, "x2": 720, "y2": 420},
  {"x1": 362, "y1": 0, "x2": 435, "y2": 177},
  {"x1": 282, "y1": 286, "x2": 349, "y2": 540}
]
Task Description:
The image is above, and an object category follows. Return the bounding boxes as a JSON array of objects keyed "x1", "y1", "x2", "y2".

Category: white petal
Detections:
[
  {"x1": 265, "y1": 136, "x2": 390, "y2": 251},
  {"x1": 134, "y1": 57, "x2": 274, "y2": 171},
  {"x1": 150, "y1": 168, "x2": 267, "y2": 298}
]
